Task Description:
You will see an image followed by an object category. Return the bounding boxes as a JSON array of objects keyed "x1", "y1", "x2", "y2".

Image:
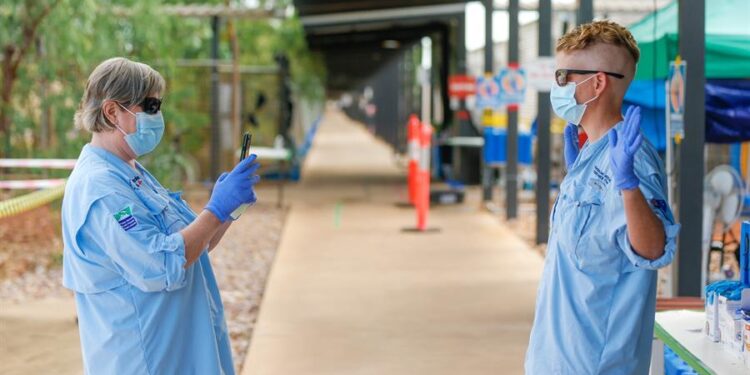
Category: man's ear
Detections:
[
  {"x1": 594, "y1": 72, "x2": 608, "y2": 96},
  {"x1": 102, "y1": 100, "x2": 119, "y2": 126}
]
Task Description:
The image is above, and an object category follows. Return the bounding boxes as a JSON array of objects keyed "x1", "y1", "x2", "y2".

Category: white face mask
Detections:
[{"x1": 549, "y1": 74, "x2": 599, "y2": 125}]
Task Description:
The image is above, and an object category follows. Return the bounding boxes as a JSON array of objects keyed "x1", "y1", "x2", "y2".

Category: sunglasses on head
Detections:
[{"x1": 555, "y1": 69, "x2": 624, "y2": 87}]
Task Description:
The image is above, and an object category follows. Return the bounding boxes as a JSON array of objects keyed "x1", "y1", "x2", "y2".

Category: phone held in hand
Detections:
[{"x1": 230, "y1": 132, "x2": 253, "y2": 220}]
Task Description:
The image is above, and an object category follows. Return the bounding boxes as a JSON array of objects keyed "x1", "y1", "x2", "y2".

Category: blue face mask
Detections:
[
  {"x1": 549, "y1": 74, "x2": 598, "y2": 125},
  {"x1": 115, "y1": 104, "x2": 165, "y2": 157}
]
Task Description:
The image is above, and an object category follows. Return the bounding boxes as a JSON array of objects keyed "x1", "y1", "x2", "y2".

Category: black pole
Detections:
[
  {"x1": 482, "y1": 0, "x2": 494, "y2": 202},
  {"x1": 677, "y1": 0, "x2": 706, "y2": 297},
  {"x1": 440, "y1": 27, "x2": 450, "y2": 132},
  {"x1": 535, "y1": 0, "x2": 552, "y2": 244},
  {"x1": 577, "y1": 0, "x2": 594, "y2": 24},
  {"x1": 483, "y1": 0, "x2": 493, "y2": 79},
  {"x1": 457, "y1": 12, "x2": 466, "y2": 77},
  {"x1": 506, "y1": 0, "x2": 519, "y2": 219},
  {"x1": 210, "y1": 15, "x2": 221, "y2": 182}
]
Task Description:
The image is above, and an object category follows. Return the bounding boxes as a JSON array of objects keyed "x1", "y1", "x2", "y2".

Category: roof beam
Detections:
[{"x1": 300, "y1": 3, "x2": 465, "y2": 27}]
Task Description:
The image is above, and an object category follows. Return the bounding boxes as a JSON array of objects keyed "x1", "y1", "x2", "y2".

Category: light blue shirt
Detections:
[
  {"x1": 525, "y1": 122, "x2": 680, "y2": 375},
  {"x1": 62, "y1": 144, "x2": 234, "y2": 375}
]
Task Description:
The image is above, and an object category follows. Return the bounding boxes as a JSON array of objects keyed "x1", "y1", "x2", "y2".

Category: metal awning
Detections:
[
  {"x1": 294, "y1": 1, "x2": 469, "y2": 92},
  {"x1": 295, "y1": 0, "x2": 466, "y2": 16}
]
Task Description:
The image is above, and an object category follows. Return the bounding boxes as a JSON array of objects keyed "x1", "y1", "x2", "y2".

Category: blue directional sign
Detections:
[
  {"x1": 476, "y1": 74, "x2": 502, "y2": 110},
  {"x1": 497, "y1": 66, "x2": 527, "y2": 105}
]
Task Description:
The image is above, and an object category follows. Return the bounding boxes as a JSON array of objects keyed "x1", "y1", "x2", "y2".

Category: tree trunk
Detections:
[
  {"x1": 1, "y1": 45, "x2": 18, "y2": 158},
  {"x1": 0, "y1": 0, "x2": 62, "y2": 158},
  {"x1": 226, "y1": 0, "x2": 242, "y2": 152}
]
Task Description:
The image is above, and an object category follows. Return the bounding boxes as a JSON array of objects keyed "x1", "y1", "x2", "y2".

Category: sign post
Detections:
[
  {"x1": 666, "y1": 56, "x2": 687, "y2": 210},
  {"x1": 498, "y1": 61, "x2": 526, "y2": 219}
]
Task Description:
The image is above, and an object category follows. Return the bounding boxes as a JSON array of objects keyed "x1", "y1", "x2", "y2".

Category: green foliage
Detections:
[{"x1": 1, "y1": 0, "x2": 324, "y2": 184}]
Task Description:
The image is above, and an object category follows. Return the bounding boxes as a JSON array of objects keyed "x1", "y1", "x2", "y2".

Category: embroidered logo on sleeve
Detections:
[
  {"x1": 113, "y1": 206, "x2": 138, "y2": 231},
  {"x1": 650, "y1": 199, "x2": 669, "y2": 216}
]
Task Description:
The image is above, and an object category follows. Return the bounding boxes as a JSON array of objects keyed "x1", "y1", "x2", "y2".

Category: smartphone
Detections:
[
  {"x1": 230, "y1": 132, "x2": 254, "y2": 220},
  {"x1": 240, "y1": 132, "x2": 252, "y2": 161}
]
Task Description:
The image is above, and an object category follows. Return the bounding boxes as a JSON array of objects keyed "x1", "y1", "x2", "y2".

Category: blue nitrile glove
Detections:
[
  {"x1": 563, "y1": 123, "x2": 579, "y2": 170},
  {"x1": 205, "y1": 154, "x2": 260, "y2": 222},
  {"x1": 608, "y1": 106, "x2": 643, "y2": 191}
]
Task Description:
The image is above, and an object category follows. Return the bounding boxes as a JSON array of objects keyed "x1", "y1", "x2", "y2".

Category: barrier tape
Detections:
[
  {"x1": 0, "y1": 182, "x2": 66, "y2": 219},
  {"x1": 0, "y1": 179, "x2": 67, "y2": 189},
  {"x1": 0, "y1": 159, "x2": 77, "y2": 169}
]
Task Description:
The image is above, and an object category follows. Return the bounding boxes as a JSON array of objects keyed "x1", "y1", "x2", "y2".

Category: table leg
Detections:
[{"x1": 650, "y1": 338, "x2": 665, "y2": 375}]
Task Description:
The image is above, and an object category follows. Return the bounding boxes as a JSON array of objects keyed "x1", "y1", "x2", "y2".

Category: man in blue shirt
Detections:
[{"x1": 525, "y1": 21, "x2": 680, "y2": 374}]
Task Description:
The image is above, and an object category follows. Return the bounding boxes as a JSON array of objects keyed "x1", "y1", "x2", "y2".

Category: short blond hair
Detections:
[
  {"x1": 556, "y1": 20, "x2": 640, "y2": 65},
  {"x1": 74, "y1": 57, "x2": 165, "y2": 133}
]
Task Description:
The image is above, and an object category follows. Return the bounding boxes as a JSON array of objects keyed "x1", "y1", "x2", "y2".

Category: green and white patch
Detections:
[{"x1": 113, "y1": 205, "x2": 138, "y2": 231}]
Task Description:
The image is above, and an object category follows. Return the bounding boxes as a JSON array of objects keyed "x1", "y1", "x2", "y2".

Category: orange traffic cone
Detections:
[
  {"x1": 407, "y1": 114, "x2": 421, "y2": 205},
  {"x1": 416, "y1": 120, "x2": 432, "y2": 231}
]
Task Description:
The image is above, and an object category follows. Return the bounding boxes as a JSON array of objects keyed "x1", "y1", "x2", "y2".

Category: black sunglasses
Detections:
[
  {"x1": 555, "y1": 69, "x2": 625, "y2": 87},
  {"x1": 140, "y1": 97, "x2": 162, "y2": 115},
  {"x1": 123, "y1": 98, "x2": 161, "y2": 115}
]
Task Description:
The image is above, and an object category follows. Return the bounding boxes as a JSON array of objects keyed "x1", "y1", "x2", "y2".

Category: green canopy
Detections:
[{"x1": 629, "y1": 0, "x2": 750, "y2": 80}]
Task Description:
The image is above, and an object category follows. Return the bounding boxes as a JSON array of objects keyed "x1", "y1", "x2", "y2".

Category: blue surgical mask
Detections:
[
  {"x1": 550, "y1": 74, "x2": 598, "y2": 125},
  {"x1": 115, "y1": 104, "x2": 165, "y2": 157}
]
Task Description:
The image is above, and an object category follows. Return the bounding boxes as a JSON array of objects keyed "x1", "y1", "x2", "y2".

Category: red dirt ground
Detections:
[{"x1": 0, "y1": 204, "x2": 63, "y2": 280}]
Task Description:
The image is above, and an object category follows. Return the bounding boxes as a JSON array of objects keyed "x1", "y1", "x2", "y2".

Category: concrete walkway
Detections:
[{"x1": 242, "y1": 109, "x2": 544, "y2": 375}]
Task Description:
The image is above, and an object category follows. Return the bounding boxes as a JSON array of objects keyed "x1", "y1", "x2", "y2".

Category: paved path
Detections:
[
  {"x1": 0, "y1": 298, "x2": 82, "y2": 375},
  {"x1": 242, "y1": 109, "x2": 544, "y2": 375}
]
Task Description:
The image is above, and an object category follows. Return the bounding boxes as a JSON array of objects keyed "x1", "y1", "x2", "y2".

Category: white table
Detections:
[
  {"x1": 237, "y1": 146, "x2": 292, "y2": 208},
  {"x1": 651, "y1": 310, "x2": 747, "y2": 375}
]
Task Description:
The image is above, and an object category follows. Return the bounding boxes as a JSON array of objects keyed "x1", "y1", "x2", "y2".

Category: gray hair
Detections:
[{"x1": 74, "y1": 57, "x2": 165, "y2": 133}]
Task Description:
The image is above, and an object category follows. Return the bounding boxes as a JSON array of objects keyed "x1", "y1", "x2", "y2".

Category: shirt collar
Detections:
[
  {"x1": 580, "y1": 120, "x2": 624, "y2": 156},
  {"x1": 82, "y1": 144, "x2": 146, "y2": 187}
]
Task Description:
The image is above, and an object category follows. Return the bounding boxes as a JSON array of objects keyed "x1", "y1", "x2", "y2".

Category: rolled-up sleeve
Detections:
[
  {"x1": 615, "y1": 212, "x2": 680, "y2": 270},
  {"x1": 79, "y1": 193, "x2": 187, "y2": 292},
  {"x1": 611, "y1": 150, "x2": 681, "y2": 270}
]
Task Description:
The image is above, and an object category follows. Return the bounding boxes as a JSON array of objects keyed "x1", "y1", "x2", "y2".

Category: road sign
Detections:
[
  {"x1": 476, "y1": 74, "x2": 502, "y2": 110},
  {"x1": 497, "y1": 66, "x2": 527, "y2": 105},
  {"x1": 667, "y1": 57, "x2": 687, "y2": 139},
  {"x1": 448, "y1": 75, "x2": 476, "y2": 99},
  {"x1": 525, "y1": 57, "x2": 556, "y2": 92}
]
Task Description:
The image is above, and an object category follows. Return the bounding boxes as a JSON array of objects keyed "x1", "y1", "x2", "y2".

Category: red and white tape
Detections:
[
  {"x1": 0, "y1": 159, "x2": 77, "y2": 169},
  {"x1": 0, "y1": 179, "x2": 66, "y2": 189}
]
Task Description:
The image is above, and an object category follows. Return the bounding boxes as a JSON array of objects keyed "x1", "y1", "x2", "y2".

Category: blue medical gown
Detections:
[
  {"x1": 62, "y1": 145, "x2": 234, "y2": 375},
  {"x1": 525, "y1": 122, "x2": 680, "y2": 375}
]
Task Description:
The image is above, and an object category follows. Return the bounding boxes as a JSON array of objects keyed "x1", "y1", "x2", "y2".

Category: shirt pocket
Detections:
[
  {"x1": 134, "y1": 187, "x2": 170, "y2": 232},
  {"x1": 555, "y1": 186, "x2": 605, "y2": 269},
  {"x1": 571, "y1": 189, "x2": 629, "y2": 273}
]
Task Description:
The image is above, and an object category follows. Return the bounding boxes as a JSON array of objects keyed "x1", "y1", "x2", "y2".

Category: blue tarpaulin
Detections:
[
  {"x1": 624, "y1": 79, "x2": 750, "y2": 151},
  {"x1": 705, "y1": 80, "x2": 750, "y2": 143}
]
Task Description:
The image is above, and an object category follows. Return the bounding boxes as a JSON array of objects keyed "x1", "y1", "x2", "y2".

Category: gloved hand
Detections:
[
  {"x1": 608, "y1": 106, "x2": 643, "y2": 191},
  {"x1": 205, "y1": 154, "x2": 261, "y2": 222},
  {"x1": 563, "y1": 123, "x2": 579, "y2": 170}
]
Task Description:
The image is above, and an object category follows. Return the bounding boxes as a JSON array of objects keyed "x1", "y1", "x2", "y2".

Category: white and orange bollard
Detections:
[
  {"x1": 407, "y1": 114, "x2": 421, "y2": 205},
  {"x1": 416, "y1": 120, "x2": 433, "y2": 231}
]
